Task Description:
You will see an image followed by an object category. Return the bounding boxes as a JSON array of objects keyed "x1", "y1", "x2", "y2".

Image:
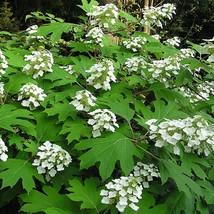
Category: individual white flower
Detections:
[
  {"x1": 146, "y1": 115, "x2": 214, "y2": 156},
  {"x1": 88, "y1": 109, "x2": 119, "y2": 137},
  {"x1": 0, "y1": 49, "x2": 8, "y2": 78},
  {"x1": 18, "y1": 83, "x2": 47, "y2": 110},
  {"x1": 164, "y1": 36, "x2": 180, "y2": 47},
  {"x1": 133, "y1": 162, "x2": 160, "y2": 188},
  {"x1": 0, "y1": 138, "x2": 8, "y2": 162},
  {"x1": 100, "y1": 175, "x2": 143, "y2": 213},
  {"x1": 123, "y1": 36, "x2": 147, "y2": 52},
  {"x1": 23, "y1": 49, "x2": 54, "y2": 79},
  {"x1": 141, "y1": 3, "x2": 176, "y2": 28},
  {"x1": 124, "y1": 56, "x2": 148, "y2": 76},
  {"x1": 86, "y1": 59, "x2": 116, "y2": 90},
  {"x1": 32, "y1": 141, "x2": 72, "y2": 181},
  {"x1": 70, "y1": 90, "x2": 96, "y2": 112},
  {"x1": 85, "y1": 27, "x2": 104, "y2": 47},
  {"x1": 87, "y1": 4, "x2": 119, "y2": 29},
  {"x1": 60, "y1": 65, "x2": 75, "y2": 74}
]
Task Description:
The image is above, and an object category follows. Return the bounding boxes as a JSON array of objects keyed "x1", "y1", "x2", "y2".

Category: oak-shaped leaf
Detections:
[
  {"x1": 0, "y1": 104, "x2": 35, "y2": 132},
  {"x1": 60, "y1": 118, "x2": 92, "y2": 144},
  {"x1": 0, "y1": 159, "x2": 44, "y2": 193},
  {"x1": 67, "y1": 178, "x2": 103, "y2": 212},
  {"x1": 20, "y1": 186, "x2": 76, "y2": 213},
  {"x1": 75, "y1": 132, "x2": 142, "y2": 180}
]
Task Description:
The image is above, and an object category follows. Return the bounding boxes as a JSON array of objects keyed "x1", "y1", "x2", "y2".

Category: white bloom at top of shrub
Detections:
[
  {"x1": 141, "y1": 3, "x2": 176, "y2": 28},
  {"x1": 18, "y1": 83, "x2": 47, "y2": 110},
  {"x1": 70, "y1": 90, "x2": 97, "y2": 112},
  {"x1": 164, "y1": 36, "x2": 180, "y2": 47},
  {"x1": 123, "y1": 36, "x2": 147, "y2": 52},
  {"x1": 148, "y1": 55, "x2": 181, "y2": 85},
  {"x1": 0, "y1": 138, "x2": 8, "y2": 162},
  {"x1": 87, "y1": 4, "x2": 119, "y2": 28},
  {"x1": 0, "y1": 49, "x2": 8, "y2": 78},
  {"x1": 26, "y1": 25, "x2": 45, "y2": 42},
  {"x1": 86, "y1": 59, "x2": 116, "y2": 90},
  {"x1": 32, "y1": 141, "x2": 72, "y2": 181},
  {"x1": 100, "y1": 174, "x2": 143, "y2": 213},
  {"x1": 88, "y1": 109, "x2": 119, "y2": 137},
  {"x1": 124, "y1": 56, "x2": 148, "y2": 76},
  {"x1": 0, "y1": 82, "x2": 5, "y2": 99},
  {"x1": 23, "y1": 49, "x2": 54, "y2": 79},
  {"x1": 179, "y1": 81, "x2": 214, "y2": 103},
  {"x1": 180, "y1": 48, "x2": 195, "y2": 58},
  {"x1": 151, "y1": 34, "x2": 161, "y2": 41},
  {"x1": 133, "y1": 162, "x2": 160, "y2": 188},
  {"x1": 85, "y1": 27, "x2": 104, "y2": 47},
  {"x1": 146, "y1": 115, "x2": 214, "y2": 156}
]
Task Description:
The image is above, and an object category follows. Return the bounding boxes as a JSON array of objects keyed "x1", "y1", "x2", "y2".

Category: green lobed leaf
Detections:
[
  {"x1": 67, "y1": 178, "x2": 102, "y2": 211},
  {"x1": 36, "y1": 22, "x2": 74, "y2": 43},
  {"x1": 44, "y1": 101, "x2": 77, "y2": 122},
  {"x1": 165, "y1": 191, "x2": 195, "y2": 214},
  {"x1": 159, "y1": 160, "x2": 203, "y2": 198},
  {"x1": 75, "y1": 132, "x2": 142, "y2": 180},
  {"x1": 0, "y1": 104, "x2": 34, "y2": 132},
  {"x1": 60, "y1": 118, "x2": 92, "y2": 144},
  {"x1": 20, "y1": 186, "x2": 74, "y2": 213},
  {"x1": 0, "y1": 159, "x2": 44, "y2": 193}
]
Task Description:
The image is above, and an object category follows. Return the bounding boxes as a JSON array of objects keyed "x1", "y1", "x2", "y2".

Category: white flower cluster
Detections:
[
  {"x1": 0, "y1": 138, "x2": 8, "y2": 162},
  {"x1": 18, "y1": 83, "x2": 47, "y2": 109},
  {"x1": 141, "y1": 3, "x2": 176, "y2": 28},
  {"x1": 23, "y1": 50, "x2": 54, "y2": 79},
  {"x1": 179, "y1": 81, "x2": 214, "y2": 103},
  {"x1": 164, "y1": 36, "x2": 180, "y2": 47},
  {"x1": 124, "y1": 56, "x2": 148, "y2": 75},
  {"x1": 32, "y1": 141, "x2": 72, "y2": 181},
  {"x1": 70, "y1": 90, "x2": 96, "y2": 112},
  {"x1": 100, "y1": 174, "x2": 143, "y2": 212},
  {"x1": 87, "y1": 4, "x2": 119, "y2": 28},
  {"x1": 180, "y1": 48, "x2": 195, "y2": 58},
  {"x1": 60, "y1": 65, "x2": 75, "y2": 74},
  {"x1": 85, "y1": 27, "x2": 104, "y2": 47},
  {"x1": 26, "y1": 25, "x2": 44, "y2": 42},
  {"x1": 151, "y1": 34, "x2": 161, "y2": 41},
  {"x1": 123, "y1": 36, "x2": 147, "y2": 52},
  {"x1": 148, "y1": 55, "x2": 181, "y2": 84},
  {"x1": 86, "y1": 59, "x2": 116, "y2": 90},
  {"x1": 0, "y1": 82, "x2": 5, "y2": 99},
  {"x1": 133, "y1": 162, "x2": 160, "y2": 188},
  {"x1": 146, "y1": 115, "x2": 214, "y2": 156},
  {"x1": 0, "y1": 49, "x2": 8, "y2": 78},
  {"x1": 88, "y1": 109, "x2": 119, "y2": 137}
]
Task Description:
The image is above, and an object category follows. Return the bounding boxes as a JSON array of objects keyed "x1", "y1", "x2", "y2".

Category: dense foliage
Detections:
[{"x1": 0, "y1": 0, "x2": 214, "y2": 213}]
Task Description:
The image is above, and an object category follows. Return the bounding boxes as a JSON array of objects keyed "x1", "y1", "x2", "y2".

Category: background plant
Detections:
[{"x1": 0, "y1": 0, "x2": 213, "y2": 213}]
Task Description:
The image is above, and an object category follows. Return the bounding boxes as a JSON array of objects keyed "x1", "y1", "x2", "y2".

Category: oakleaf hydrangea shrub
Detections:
[
  {"x1": 0, "y1": 0, "x2": 213, "y2": 213},
  {"x1": 32, "y1": 141, "x2": 72, "y2": 181}
]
